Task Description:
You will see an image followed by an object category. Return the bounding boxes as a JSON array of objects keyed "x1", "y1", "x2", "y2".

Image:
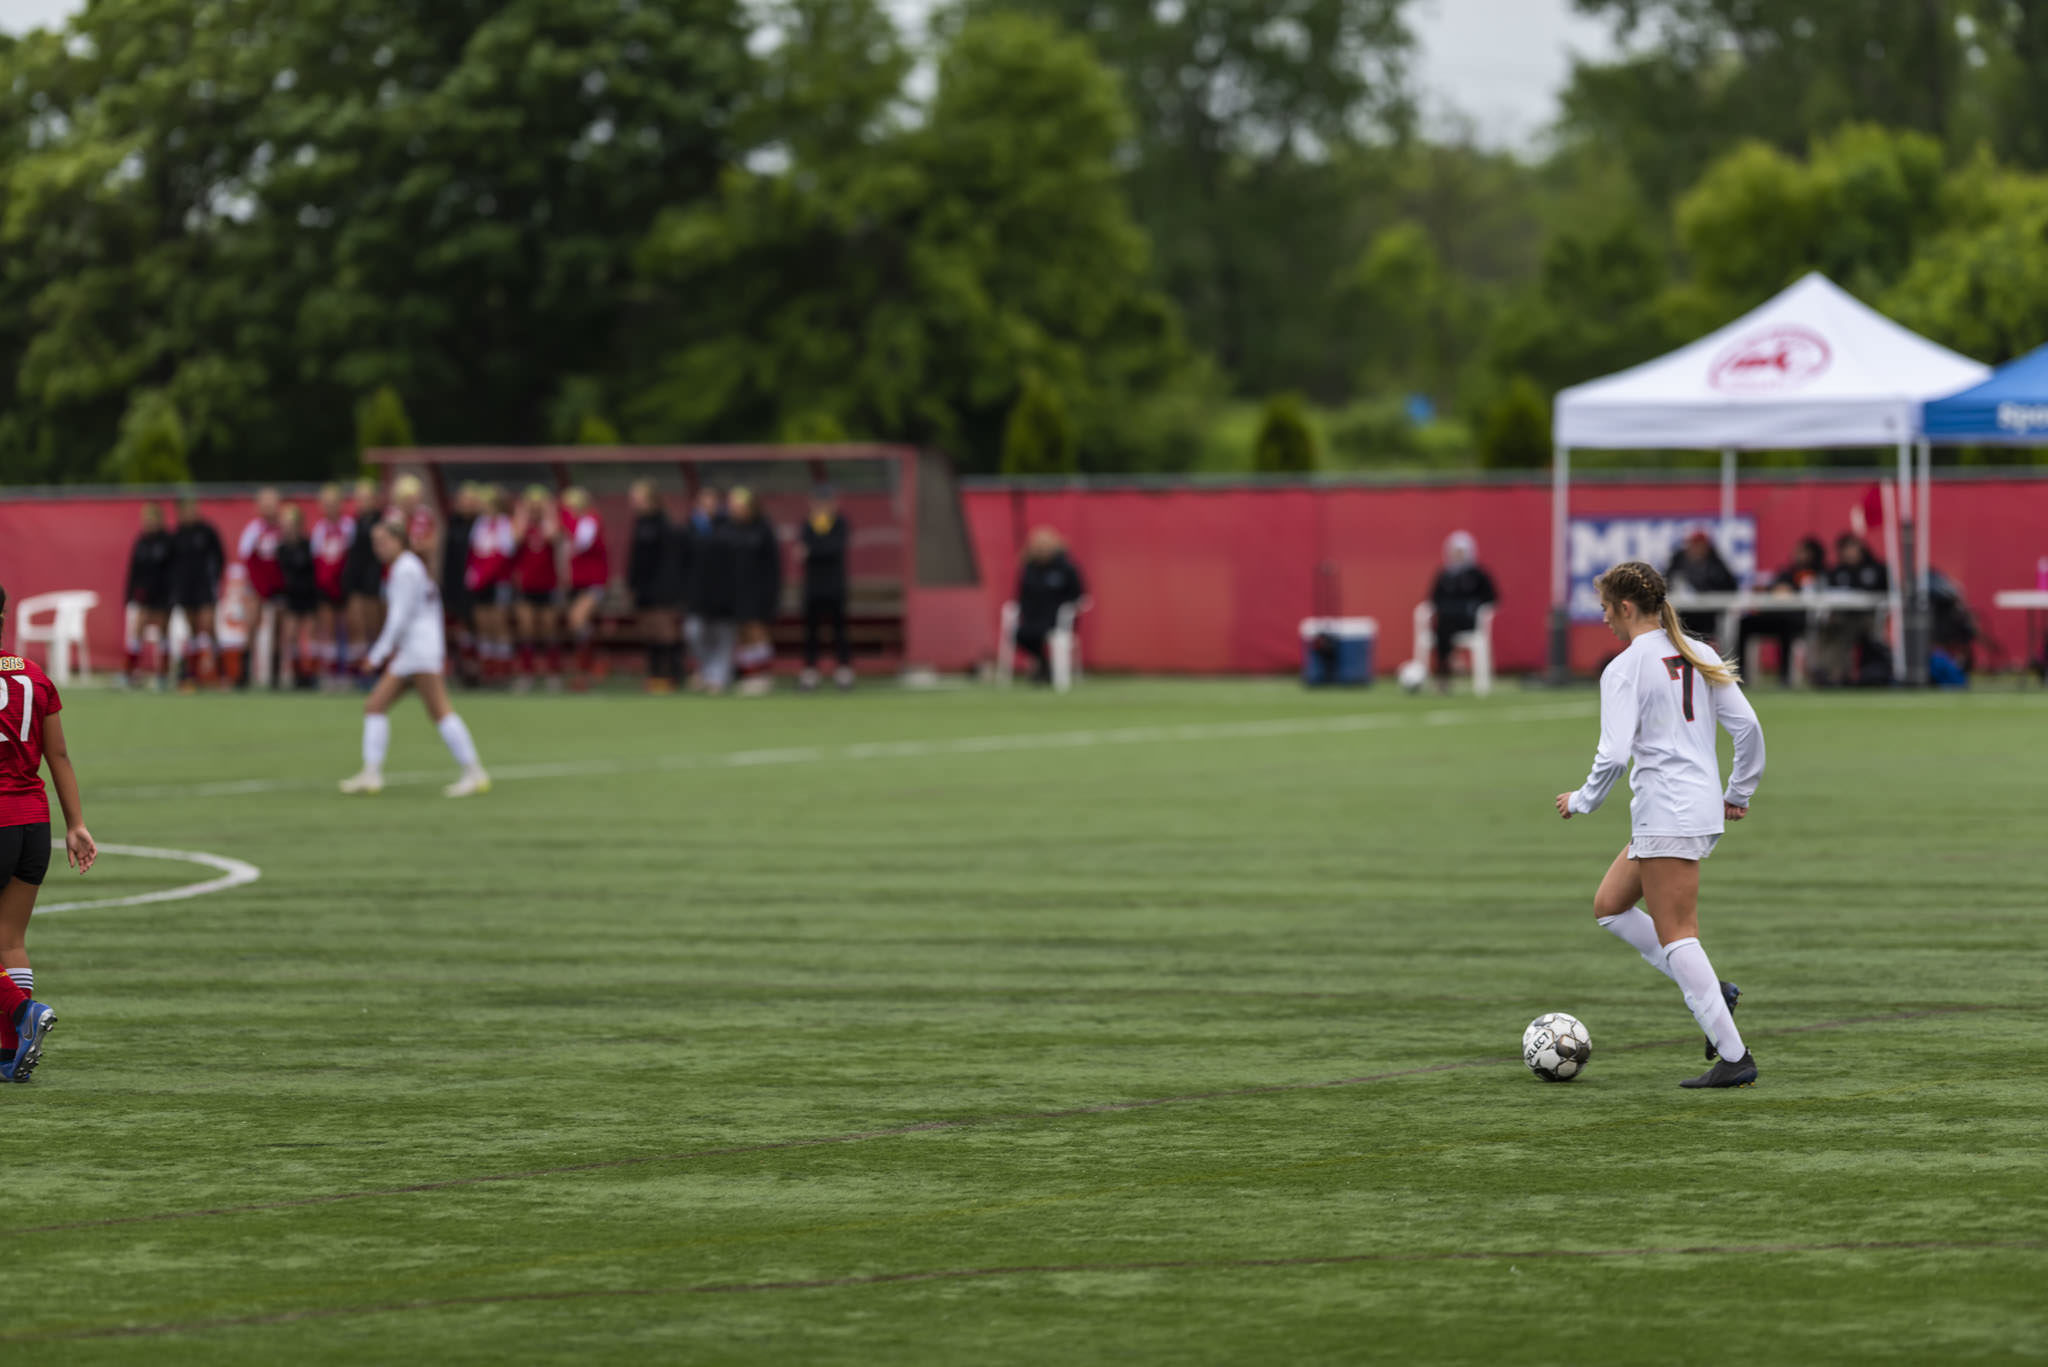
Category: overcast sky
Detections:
[{"x1": 0, "y1": 0, "x2": 1618, "y2": 148}]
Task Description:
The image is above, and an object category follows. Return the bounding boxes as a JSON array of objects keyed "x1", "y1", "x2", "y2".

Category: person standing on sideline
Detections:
[
  {"x1": 342, "y1": 477, "x2": 388, "y2": 677},
  {"x1": 340, "y1": 522, "x2": 490, "y2": 798},
  {"x1": 441, "y1": 483, "x2": 481, "y2": 687},
  {"x1": 1426, "y1": 530, "x2": 1497, "y2": 694},
  {"x1": 728, "y1": 488, "x2": 783, "y2": 697},
  {"x1": 310, "y1": 485, "x2": 355, "y2": 687},
  {"x1": 560, "y1": 487, "x2": 611, "y2": 689},
  {"x1": 168, "y1": 495, "x2": 226, "y2": 689},
  {"x1": 800, "y1": 486, "x2": 853, "y2": 691},
  {"x1": 0, "y1": 583, "x2": 96, "y2": 1082},
  {"x1": 688, "y1": 489, "x2": 740, "y2": 694},
  {"x1": 1013, "y1": 528, "x2": 1086, "y2": 685},
  {"x1": 123, "y1": 502, "x2": 174, "y2": 688},
  {"x1": 236, "y1": 487, "x2": 286, "y2": 688},
  {"x1": 510, "y1": 486, "x2": 563, "y2": 690},
  {"x1": 276, "y1": 505, "x2": 321, "y2": 689},
  {"x1": 678, "y1": 487, "x2": 722, "y2": 684},
  {"x1": 1556, "y1": 560, "x2": 1765, "y2": 1089},
  {"x1": 627, "y1": 481, "x2": 684, "y2": 692}
]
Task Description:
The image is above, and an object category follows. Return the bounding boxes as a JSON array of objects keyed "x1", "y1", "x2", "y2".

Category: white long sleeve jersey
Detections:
[
  {"x1": 367, "y1": 551, "x2": 443, "y2": 671},
  {"x1": 1568, "y1": 628, "x2": 1765, "y2": 837}
]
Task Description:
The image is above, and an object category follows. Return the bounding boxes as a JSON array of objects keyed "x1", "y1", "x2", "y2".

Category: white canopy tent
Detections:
[{"x1": 1549, "y1": 273, "x2": 1989, "y2": 681}]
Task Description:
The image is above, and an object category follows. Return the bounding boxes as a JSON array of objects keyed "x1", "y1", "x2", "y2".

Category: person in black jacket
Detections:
[
  {"x1": 627, "y1": 480, "x2": 685, "y2": 692},
  {"x1": 728, "y1": 487, "x2": 784, "y2": 696},
  {"x1": 343, "y1": 477, "x2": 388, "y2": 675},
  {"x1": 799, "y1": 486, "x2": 852, "y2": 691},
  {"x1": 276, "y1": 504, "x2": 321, "y2": 689},
  {"x1": 1014, "y1": 528, "x2": 1087, "y2": 685},
  {"x1": 1821, "y1": 532, "x2": 1890, "y2": 685},
  {"x1": 167, "y1": 495, "x2": 226, "y2": 688},
  {"x1": 687, "y1": 490, "x2": 737, "y2": 694},
  {"x1": 1426, "y1": 530, "x2": 1497, "y2": 692},
  {"x1": 1663, "y1": 530, "x2": 1739, "y2": 642},
  {"x1": 442, "y1": 482, "x2": 480, "y2": 686},
  {"x1": 123, "y1": 502, "x2": 174, "y2": 687}
]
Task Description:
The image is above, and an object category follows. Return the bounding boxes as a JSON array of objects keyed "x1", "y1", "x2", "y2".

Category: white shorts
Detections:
[
  {"x1": 385, "y1": 644, "x2": 446, "y2": 679},
  {"x1": 1628, "y1": 834, "x2": 1719, "y2": 862}
]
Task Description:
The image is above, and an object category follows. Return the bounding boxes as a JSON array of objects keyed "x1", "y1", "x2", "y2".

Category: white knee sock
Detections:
[
  {"x1": 1663, "y1": 937, "x2": 1746, "y2": 1061},
  {"x1": 7, "y1": 968, "x2": 30, "y2": 997},
  {"x1": 437, "y1": 713, "x2": 481, "y2": 770},
  {"x1": 362, "y1": 714, "x2": 391, "y2": 774},
  {"x1": 1597, "y1": 908, "x2": 1675, "y2": 981}
]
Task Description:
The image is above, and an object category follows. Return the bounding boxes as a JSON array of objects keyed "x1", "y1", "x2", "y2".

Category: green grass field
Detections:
[{"x1": 5, "y1": 680, "x2": 2044, "y2": 1363}]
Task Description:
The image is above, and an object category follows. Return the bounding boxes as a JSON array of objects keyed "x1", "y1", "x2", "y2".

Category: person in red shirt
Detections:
[
  {"x1": 310, "y1": 483, "x2": 355, "y2": 686},
  {"x1": 510, "y1": 485, "x2": 563, "y2": 689},
  {"x1": 391, "y1": 474, "x2": 441, "y2": 582},
  {"x1": 560, "y1": 487, "x2": 611, "y2": 688},
  {"x1": 236, "y1": 487, "x2": 286, "y2": 689},
  {"x1": 465, "y1": 485, "x2": 516, "y2": 682},
  {"x1": 0, "y1": 584, "x2": 96, "y2": 1082}
]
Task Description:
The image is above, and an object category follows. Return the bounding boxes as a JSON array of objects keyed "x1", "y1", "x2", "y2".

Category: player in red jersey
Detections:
[
  {"x1": 0, "y1": 585, "x2": 95, "y2": 1082},
  {"x1": 465, "y1": 486, "x2": 516, "y2": 682},
  {"x1": 391, "y1": 474, "x2": 441, "y2": 581},
  {"x1": 309, "y1": 484, "x2": 354, "y2": 686},
  {"x1": 237, "y1": 487, "x2": 286, "y2": 689},
  {"x1": 560, "y1": 488, "x2": 611, "y2": 688},
  {"x1": 510, "y1": 486, "x2": 563, "y2": 690}
]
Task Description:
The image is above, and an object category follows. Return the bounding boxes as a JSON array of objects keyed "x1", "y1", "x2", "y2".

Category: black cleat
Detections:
[
  {"x1": 1681, "y1": 1052, "x2": 1757, "y2": 1089},
  {"x1": 1706, "y1": 980, "x2": 1742, "y2": 1060}
]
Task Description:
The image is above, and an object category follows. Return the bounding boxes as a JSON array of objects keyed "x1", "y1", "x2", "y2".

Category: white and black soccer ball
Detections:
[
  {"x1": 1522, "y1": 1012, "x2": 1592, "y2": 1082},
  {"x1": 1397, "y1": 659, "x2": 1429, "y2": 693}
]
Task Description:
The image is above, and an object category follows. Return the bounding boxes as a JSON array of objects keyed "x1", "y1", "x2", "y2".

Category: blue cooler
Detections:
[{"x1": 1300, "y1": 617, "x2": 1377, "y2": 686}]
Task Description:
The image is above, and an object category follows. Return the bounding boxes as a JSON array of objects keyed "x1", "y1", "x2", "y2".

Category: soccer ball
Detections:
[
  {"x1": 1397, "y1": 659, "x2": 1429, "y2": 693},
  {"x1": 1522, "y1": 1012, "x2": 1592, "y2": 1082}
]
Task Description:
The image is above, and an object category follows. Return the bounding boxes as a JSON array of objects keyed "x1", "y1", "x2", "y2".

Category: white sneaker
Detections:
[
  {"x1": 443, "y1": 768, "x2": 491, "y2": 798},
  {"x1": 339, "y1": 770, "x2": 384, "y2": 795},
  {"x1": 737, "y1": 675, "x2": 774, "y2": 697},
  {"x1": 834, "y1": 666, "x2": 856, "y2": 691}
]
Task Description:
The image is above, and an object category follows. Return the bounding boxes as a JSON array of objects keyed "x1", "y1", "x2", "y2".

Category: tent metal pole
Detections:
[
  {"x1": 1719, "y1": 448, "x2": 1737, "y2": 549},
  {"x1": 1549, "y1": 444, "x2": 1570, "y2": 683},
  {"x1": 1918, "y1": 438, "x2": 1933, "y2": 599},
  {"x1": 1894, "y1": 438, "x2": 1915, "y2": 684}
]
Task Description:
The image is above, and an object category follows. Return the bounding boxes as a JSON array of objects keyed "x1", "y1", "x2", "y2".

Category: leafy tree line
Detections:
[{"x1": 5, "y1": 0, "x2": 2048, "y2": 482}]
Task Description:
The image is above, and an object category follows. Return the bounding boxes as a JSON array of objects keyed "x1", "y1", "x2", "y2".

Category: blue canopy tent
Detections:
[{"x1": 1921, "y1": 340, "x2": 2048, "y2": 445}]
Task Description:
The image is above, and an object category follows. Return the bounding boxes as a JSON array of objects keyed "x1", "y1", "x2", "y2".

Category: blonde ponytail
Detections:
[
  {"x1": 1657, "y1": 600, "x2": 1739, "y2": 687},
  {"x1": 1596, "y1": 559, "x2": 1740, "y2": 687}
]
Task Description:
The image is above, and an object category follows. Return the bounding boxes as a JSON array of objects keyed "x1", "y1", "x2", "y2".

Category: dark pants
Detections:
[
  {"x1": 804, "y1": 595, "x2": 849, "y2": 669},
  {"x1": 1738, "y1": 613, "x2": 1801, "y2": 685},
  {"x1": 1434, "y1": 613, "x2": 1476, "y2": 679},
  {"x1": 1015, "y1": 626, "x2": 1053, "y2": 684}
]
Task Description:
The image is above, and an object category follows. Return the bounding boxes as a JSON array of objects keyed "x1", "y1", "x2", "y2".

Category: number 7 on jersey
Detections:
[{"x1": 1661, "y1": 655, "x2": 1696, "y2": 721}]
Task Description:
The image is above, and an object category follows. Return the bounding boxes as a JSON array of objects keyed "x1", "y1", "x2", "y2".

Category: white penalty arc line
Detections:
[
  {"x1": 34, "y1": 843, "x2": 262, "y2": 916},
  {"x1": 98, "y1": 701, "x2": 1602, "y2": 802}
]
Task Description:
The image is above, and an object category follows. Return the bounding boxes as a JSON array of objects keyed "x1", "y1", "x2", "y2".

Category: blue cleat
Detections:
[
  {"x1": 4, "y1": 1002, "x2": 56, "y2": 1083},
  {"x1": 1706, "y1": 981, "x2": 1741, "y2": 1061}
]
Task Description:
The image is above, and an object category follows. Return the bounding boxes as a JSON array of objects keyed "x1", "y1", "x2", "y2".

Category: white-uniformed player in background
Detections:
[
  {"x1": 340, "y1": 520, "x2": 491, "y2": 798},
  {"x1": 1555, "y1": 560, "x2": 1764, "y2": 1088}
]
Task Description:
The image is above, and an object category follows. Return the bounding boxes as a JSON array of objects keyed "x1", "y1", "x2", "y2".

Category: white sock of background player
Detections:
[
  {"x1": 362, "y1": 714, "x2": 391, "y2": 776},
  {"x1": 1597, "y1": 907, "x2": 1674, "y2": 981},
  {"x1": 1663, "y1": 937, "x2": 1746, "y2": 1062},
  {"x1": 437, "y1": 714, "x2": 482, "y2": 773}
]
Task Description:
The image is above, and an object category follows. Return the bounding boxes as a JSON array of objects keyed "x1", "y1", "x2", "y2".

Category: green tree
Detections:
[
  {"x1": 626, "y1": 11, "x2": 1192, "y2": 471},
  {"x1": 355, "y1": 385, "x2": 416, "y2": 465},
  {"x1": 102, "y1": 389, "x2": 193, "y2": 484},
  {"x1": 1476, "y1": 375, "x2": 1549, "y2": 470},
  {"x1": 1001, "y1": 371, "x2": 1078, "y2": 475},
  {"x1": 1251, "y1": 393, "x2": 1319, "y2": 473}
]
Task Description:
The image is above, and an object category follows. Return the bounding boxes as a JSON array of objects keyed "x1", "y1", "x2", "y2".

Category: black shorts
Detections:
[
  {"x1": 172, "y1": 591, "x2": 216, "y2": 612},
  {"x1": 0, "y1": 823, "x2": 51, "y2": 887},
  {"x1": 129, "y1": 595, "x2": 170, "y2": 614},
  {"x1": 521, "y1": 590, "x2": 558, "y2": 609},
  {"x1": 286, "y1": 589, "x2": 321, "y2": 615}
]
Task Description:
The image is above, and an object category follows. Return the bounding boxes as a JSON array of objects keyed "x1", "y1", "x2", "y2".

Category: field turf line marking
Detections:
[
  {"x1": 5, "y1": 1004, "x2": 1992, "y2": 1240},
  {"x1": 3, "y1": 1238, "x2": 2040, "y2": 1343},
  {"x1": 33, "y1": 843, "x2": 261, "y2": 916},
  {"x1": 95, "y1": 701, "x2": 1600, "y2": 801}
]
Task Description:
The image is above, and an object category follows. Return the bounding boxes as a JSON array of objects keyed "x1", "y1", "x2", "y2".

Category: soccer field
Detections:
[{"x1": 7, "y1": 681, "x2": 2045, "y2": 1363}]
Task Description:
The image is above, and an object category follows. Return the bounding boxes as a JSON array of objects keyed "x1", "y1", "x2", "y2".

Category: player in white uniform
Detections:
[
  {"x1": 340, "y1": 521, "x2": 492, "y2": 798},
  {"x1": 1555, "y1": 560, "x2": 1765, "y2": 1088}
]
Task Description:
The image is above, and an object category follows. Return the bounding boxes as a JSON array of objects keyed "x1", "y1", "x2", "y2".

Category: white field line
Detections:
[
  {"x1": 35, "y1": 843, "x2": 262, "y2": 916},
  {"x1": 97, "y1": 701, "x2": 1601, "y2": 803}
]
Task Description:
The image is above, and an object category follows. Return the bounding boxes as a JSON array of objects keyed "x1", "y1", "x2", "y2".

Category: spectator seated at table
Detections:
[
  {"x1": 1737, "y1": 536, "x2": 1826, "y2": 685},
  {"x1": 1820, "y1": 533, "x2": 1890, "y2": 686},
  {"x1": 1663, "y1": 530, "x2": 1737, "y2": 641}
]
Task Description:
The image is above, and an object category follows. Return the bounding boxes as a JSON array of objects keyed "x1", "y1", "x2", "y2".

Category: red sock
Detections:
[
  {"x1": 547, "y1": 645, "x2": 563, "y2": 674},
  {"x1": 0, "y1": 974, "x2": 26, "y2": 1047},
  {"x1": 517, "y1": 642, "x2": 535, "y2": 674},
  {"x1": 125, "y1": 648, "x2": 140, "y2": 675},
  {"x1": 576, "y1": 640, "x2": 594, "y2": 674}
]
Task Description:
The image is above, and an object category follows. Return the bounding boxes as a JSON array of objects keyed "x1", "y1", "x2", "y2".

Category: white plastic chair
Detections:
[
  {"x1": 996, "y1": 598, "x2": 1089, "y2": 692},
  {"x1": 12, "y1": 591, "x2": 99, "y2": 685},
  {"x1": 1410, "y1": 601, "x2": 1494, "y2": 697}
]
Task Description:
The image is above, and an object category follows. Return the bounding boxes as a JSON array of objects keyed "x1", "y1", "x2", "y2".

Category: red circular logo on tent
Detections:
[{"x1": 1708, "y1": 327, "x2": 1832, "y2": 392}]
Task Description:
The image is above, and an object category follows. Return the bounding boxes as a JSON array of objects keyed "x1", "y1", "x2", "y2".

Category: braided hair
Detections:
[{"x1": 1595, "y1": 560, "x2": 1739, "y2": 686}]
